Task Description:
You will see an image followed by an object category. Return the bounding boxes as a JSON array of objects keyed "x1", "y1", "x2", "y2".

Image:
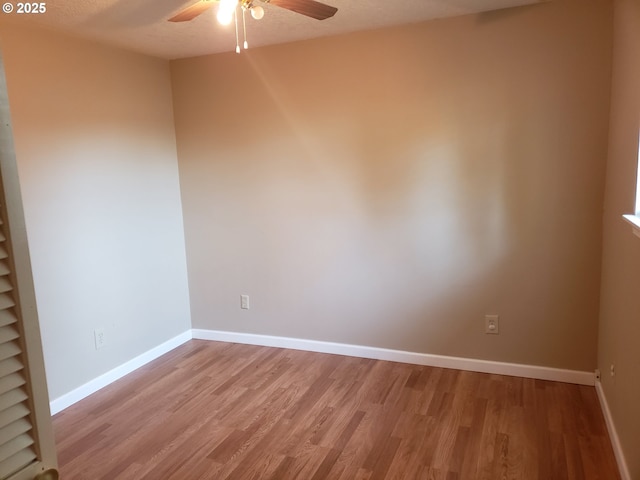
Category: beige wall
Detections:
[
  {"x1": 598, "y1": 0, "x2": 640, "y2": 476},
  {"x1": 0, "y1": 24, "x2": 191, "y2": 400},
  {"x1": 172, "y1": 0, "x2": 612, "y2": 371}
]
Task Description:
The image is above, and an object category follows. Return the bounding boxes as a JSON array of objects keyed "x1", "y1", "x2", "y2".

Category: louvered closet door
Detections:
[
  {"x1": 0, "y1": 216, "x2": 37, "y2": 476},
  {"x1": 0, "y1": 50, "x2": 58, "y2": 480}
]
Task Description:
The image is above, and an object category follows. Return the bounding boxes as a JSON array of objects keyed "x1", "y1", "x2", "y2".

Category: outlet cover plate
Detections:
[
  {"x1": 485, "y1": 315, "x2": 499, "y2": 335},
  {"x1": 94, "y1": 328, "x2": 106, "y2": 349},
  {"x1": 240, "y1": 295, "x2": 250, "y2": 310}
]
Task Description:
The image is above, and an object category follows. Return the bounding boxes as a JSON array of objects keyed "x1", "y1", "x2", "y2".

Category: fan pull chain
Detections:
[
  {"x1": 242, "y1": 8, "x2": 248, "y2": 49},
  {"x1": 234, "y1": 6, "x2": 240, "y2": 54}
]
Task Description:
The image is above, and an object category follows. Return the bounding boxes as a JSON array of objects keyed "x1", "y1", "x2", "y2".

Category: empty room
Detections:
[{"x1": 0, "y1": 0, "x2": 637, "y2": 478}]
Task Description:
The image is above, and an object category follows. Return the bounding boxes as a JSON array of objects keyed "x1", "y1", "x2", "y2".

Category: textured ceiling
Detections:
[{"x1": 11, "y1": 0, "x2": 546, "y2": 59}]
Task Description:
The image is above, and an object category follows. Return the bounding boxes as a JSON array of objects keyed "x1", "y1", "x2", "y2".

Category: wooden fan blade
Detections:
[
  {"x1": 264, "y1": 0, "x2": 337, "y2": 20},
  {"x1": 168, "y1": 0, "x2": 217, "y2": 22}
]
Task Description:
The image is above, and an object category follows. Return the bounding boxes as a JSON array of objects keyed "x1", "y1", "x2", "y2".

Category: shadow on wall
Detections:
[{"x1": 177, "y1": 7, "x2": 607, "y2": 371}]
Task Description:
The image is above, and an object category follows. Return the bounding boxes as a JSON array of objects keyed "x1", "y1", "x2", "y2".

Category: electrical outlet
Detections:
[
  {"x1": 485, "y1": 315, "x2": 499, "y2": 335},
  {"x1": 240, "y1": 294, "x2": 250, "y2": 310},
  {"x1": 94, "y1": 328, "x2": 106, "y2": 350},
  {"x1": 610, "y1": 363, "x2": 615, "y2": 377}
]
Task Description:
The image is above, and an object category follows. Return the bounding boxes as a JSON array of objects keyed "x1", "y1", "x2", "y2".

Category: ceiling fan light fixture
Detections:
[
  {"x1": 217, "y1": 0, "x2": 239, "y2": 25},
  {"x1": 216, "y1": 11, "x2": 234, "y2": 25},
  {"x1": 250, "y1": 5, "x2": 264, "y2": 20}
]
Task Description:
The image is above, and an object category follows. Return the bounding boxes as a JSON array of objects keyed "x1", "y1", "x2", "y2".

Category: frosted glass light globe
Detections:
[{"x1": 251, "y1": 6, "x2": 264, "y2": 20}]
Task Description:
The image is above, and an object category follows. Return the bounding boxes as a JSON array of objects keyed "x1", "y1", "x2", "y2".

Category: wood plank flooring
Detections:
[{"x1": 52, "y1": 340, "x2": 620, "y2": 479}]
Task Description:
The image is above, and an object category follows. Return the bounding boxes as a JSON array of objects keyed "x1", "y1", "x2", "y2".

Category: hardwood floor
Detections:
[{"x1": 53, "y1": 340, "x2": 620, "y2": 479}]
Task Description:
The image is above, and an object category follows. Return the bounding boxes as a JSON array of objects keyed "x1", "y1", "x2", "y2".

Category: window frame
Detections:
[{"x1": 622, "y1": 131, "x2": 640, "y2": 238}]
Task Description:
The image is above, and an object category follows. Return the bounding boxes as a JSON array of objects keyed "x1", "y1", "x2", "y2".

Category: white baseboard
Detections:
[
  {"x1": 49, "y1": 330, "x2": 193, "y2": 415},
  {"x1": 191, "y1": 329, "x2": 595, "y2": 386},
  {"x1": 49, "y1": 329, "x2": 596, "y2": 416},
  {"x1": 595, "y1": 381, "x2": 631, "y2": 480}
]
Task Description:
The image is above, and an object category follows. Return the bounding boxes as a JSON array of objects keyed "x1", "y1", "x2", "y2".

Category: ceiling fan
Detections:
[{"x1": 168, "y1": 0, "x2": 338, "y2": 23}]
